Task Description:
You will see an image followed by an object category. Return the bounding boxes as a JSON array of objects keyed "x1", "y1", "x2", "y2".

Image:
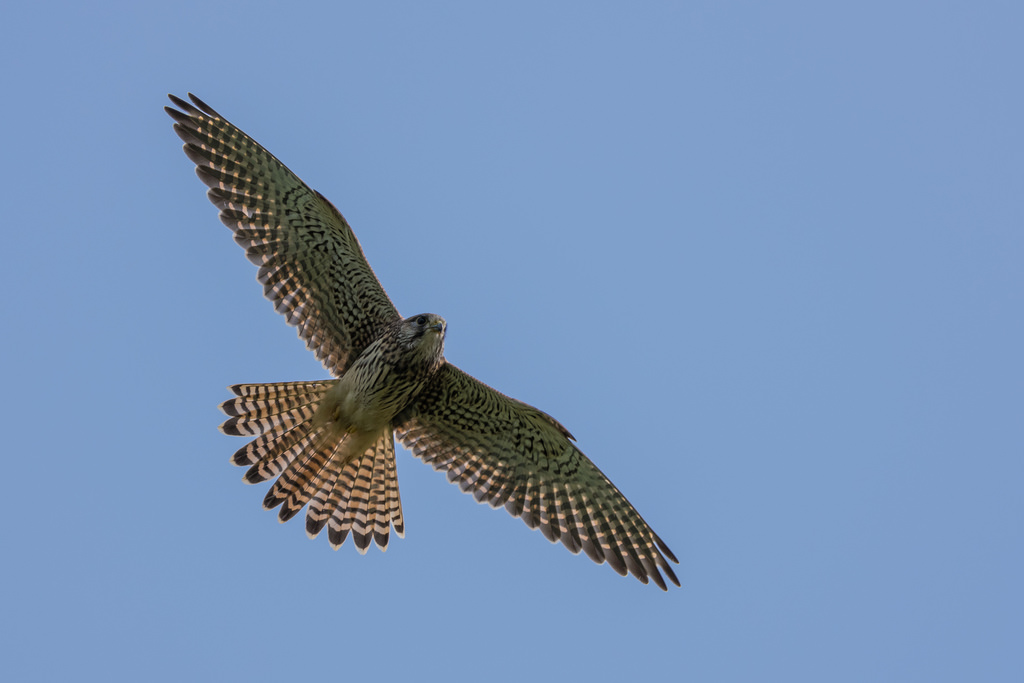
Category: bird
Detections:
[{"x1": 166, "y1": 93, "x2": 680, "y2": 590}]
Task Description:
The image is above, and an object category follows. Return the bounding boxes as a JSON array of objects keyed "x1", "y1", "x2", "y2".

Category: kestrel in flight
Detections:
[{"x1": 167, "y1": 93, "x2": 680, "y2": 589}]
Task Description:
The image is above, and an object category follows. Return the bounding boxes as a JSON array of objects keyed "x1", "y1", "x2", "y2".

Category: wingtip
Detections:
[
  {"x1": 187, "y1": 92, "x2": 220, "y2": 117},
  {"x1": 167, "y1": 92, "x2": 221, "y2": 118},
  {"x1": 166, "y1": 93, "x2": 190, "y2": 111},
  {"x1": 654, "y1": 533, "x2": 679, "y2": 565},
  {"x1": 164, "y1": 105, "x2": 191, "y2": 125}
]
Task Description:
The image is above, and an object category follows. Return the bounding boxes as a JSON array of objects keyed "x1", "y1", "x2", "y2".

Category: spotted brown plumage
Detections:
[{"x1": 168, "y1": 93, "x2": 680, "y2": 589}]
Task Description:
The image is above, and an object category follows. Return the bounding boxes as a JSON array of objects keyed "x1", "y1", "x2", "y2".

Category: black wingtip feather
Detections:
[
  {"x1": 194, "y1": 165, "x2": 225, "y2": 190},
  {"x1": 661, "y1": 561, "x2": 681, "y2": 587},
  {"x1": 187, "y1": 92, "x2": 220, "y2": 117},
  {"x1": 654, "y1": 533, "x2": 679, "y2": 564},
  {"x1": 171, "y1": 123, "x2": 202, "y2": 147},
  {"x1": 207, "y1": 187, "x2": 233, "y2": 210},
  {"x1": 183, "y1": 143, "x2": 214, "y2": 168},
  {"x1": 166, "y1": 93, "x2": 195, "y2": 114},
  {"x1": 164, "y1": 105, "x2": 191, "y2": 125},
  {"x1": 581, "y1": 539, "x2": 604, "y2": 564}
]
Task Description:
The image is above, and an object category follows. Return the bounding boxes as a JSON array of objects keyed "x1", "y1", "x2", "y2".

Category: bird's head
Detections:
[{"x1": 398, "y1": 313, "x2": 447, "y2": 359}]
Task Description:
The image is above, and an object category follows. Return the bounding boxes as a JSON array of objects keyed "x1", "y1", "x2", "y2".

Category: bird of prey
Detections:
[{"x1": 166, "y1": 93, "x2": 680, "y2": 590}]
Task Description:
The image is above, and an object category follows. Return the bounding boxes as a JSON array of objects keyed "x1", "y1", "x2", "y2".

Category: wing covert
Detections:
[
  {"x1": 166, "y1": 93, "x2": 400, "y2": 375},
  {"x1": 394, "y1": 364, "x2": 680, "y2": 590}
]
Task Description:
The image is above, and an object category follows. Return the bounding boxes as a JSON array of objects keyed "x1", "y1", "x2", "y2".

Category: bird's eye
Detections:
[{"x1": 416, "y1": 315, "x2": 427, "y2": 326}]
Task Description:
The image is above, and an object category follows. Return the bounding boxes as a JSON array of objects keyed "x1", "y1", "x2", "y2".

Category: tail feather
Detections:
[
  {"x1": 367, "y1": 441, "x2": 395, "y2": 549},
  {"x1": 325, "y1": 433, "x2": 403, "y2": 553},
  {"x1": 326, "y1": 458, "x2": 360, "y2": 549},
  {"x1": 350, "y1": 454, "x2": 377, "y2": 553},
  {"x1": 267, "y1": 429, "x2": 338, "y2": 522},
  {"x1": 219, "y1": 381, "x2": 329, "y2": 437},
  {"x1": 383, "y1": 442, "x2": 405, "y2": 538},
  {"x1": 227, "y1": 381, "x2": 336, "y2": 400},
  {"x1": 243, "y1": 425, "x2": 318, "y2": 483},
  {"x1": 232, "y1": 419, "x2": 307, "y2": 469},
  {"x1": 305, "y1": 455, "x2": 344, "y2": 538},
  {"x1": 219, "y1": 380, "x2": 403, "y2": 553}
]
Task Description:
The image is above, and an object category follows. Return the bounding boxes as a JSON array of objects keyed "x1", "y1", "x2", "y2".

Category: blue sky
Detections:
[{"x1": 2, "y1": 2, "x2": 1021, "y2": 680}]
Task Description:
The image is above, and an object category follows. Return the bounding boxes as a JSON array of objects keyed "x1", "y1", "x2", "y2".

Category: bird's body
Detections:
[
  {"x1": 167, "y1": 93, "x2": 680, "y2": 589},
  {"x1": 312, "y1": 314, "x2": 447, "y2": 435}
]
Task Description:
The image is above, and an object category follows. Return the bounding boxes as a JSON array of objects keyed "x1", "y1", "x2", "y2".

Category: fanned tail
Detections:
[
  {"x1": 306, "y1": 429, "x2": 406, "y2": 553},
  {"x1": 219, "y1": 381, "x2": 404, "y2": 553}
]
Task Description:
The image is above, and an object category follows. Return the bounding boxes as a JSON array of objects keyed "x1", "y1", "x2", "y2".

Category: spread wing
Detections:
[
  {"x1": 166, "y1": 93, "x2": 400, "y2": 376},
  {"x1": 394, "y1": 364, "x2": 680, "y2": 590}
]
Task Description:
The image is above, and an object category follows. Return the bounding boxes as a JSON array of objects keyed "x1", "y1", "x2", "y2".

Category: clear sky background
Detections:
[{"x1": 2, "y1": 2, "x2": 1021, "y2": 680}]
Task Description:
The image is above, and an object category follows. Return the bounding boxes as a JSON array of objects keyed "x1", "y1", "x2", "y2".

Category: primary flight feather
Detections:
[{"x1": 167, "y1": 93, "x2": 679, "y2": 589}]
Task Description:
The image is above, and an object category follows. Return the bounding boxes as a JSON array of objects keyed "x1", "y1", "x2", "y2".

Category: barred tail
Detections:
[{"x1": 218, "y1": 381, "x2": 405, "y2": 553}]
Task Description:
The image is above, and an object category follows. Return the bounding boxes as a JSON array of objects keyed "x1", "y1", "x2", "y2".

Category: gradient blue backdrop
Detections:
[{"x1": 3, "y1": 2, "x2": 1021, "y2": 680}]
